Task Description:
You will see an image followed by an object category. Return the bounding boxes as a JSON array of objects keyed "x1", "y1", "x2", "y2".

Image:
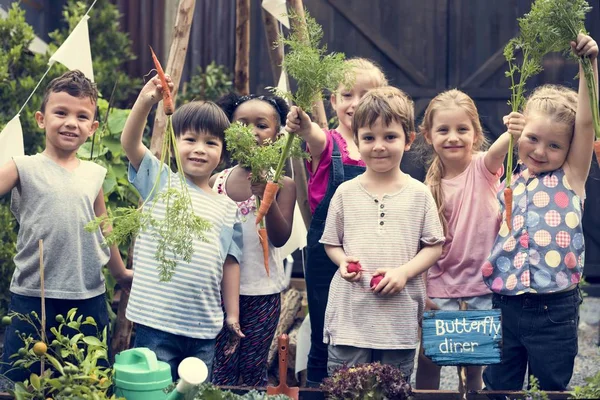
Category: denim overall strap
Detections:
[{"x1": 304, "y1": 138, "x2": 364, "y2": 385}]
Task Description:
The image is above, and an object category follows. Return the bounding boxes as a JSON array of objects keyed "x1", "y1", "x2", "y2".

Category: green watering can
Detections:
[{"x1": 113, "y1": 347, "x2": 208, "y2": 400}]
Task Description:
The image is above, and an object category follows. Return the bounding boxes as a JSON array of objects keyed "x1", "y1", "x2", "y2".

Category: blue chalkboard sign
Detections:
[{"x1": 422, "y1": 309, "x2": 502, "y2": 366}]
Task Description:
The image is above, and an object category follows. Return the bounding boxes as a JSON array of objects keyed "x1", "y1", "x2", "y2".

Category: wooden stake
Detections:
[
  {"x1": 262, "y1": 7, "x2": 312, "y2": 228},
  {"x1": 38, "y1": 240, "x2": 45, "y2": 375},
  {"x1": 286, "y1": 0, "x2": 328, "y2": 129},
  {"x1": 149, "y1": 0, "x2": 197, "y2": 156},
  {"x1": 235, "y1": 0, "x2": 251, "y2": 95},
  {"x1": 110, "y1": 239, "x2": 135, "y2": 361}
]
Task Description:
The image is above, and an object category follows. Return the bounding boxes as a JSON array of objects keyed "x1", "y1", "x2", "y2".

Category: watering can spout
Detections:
[{"x1": 166, "y1": 357, "x2": 209, "y2": 400}]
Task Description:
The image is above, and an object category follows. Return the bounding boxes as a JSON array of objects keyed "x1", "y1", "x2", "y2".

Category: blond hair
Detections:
[
  {"x1": 523, "y1": 84, "x2": 577, "y2": 130},
  {"x1": 352, "y1": 86, "x2": 414, "y2": 143},
  {"x1": 419, "y1": 89, "x2": 487, "y2": 234},
  {"x1": 344, "y1": 57, "x2": 388, "y2": 88}
]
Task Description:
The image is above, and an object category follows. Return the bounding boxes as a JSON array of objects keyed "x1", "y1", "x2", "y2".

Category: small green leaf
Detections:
[
  {"x1": 83, "y1": 336, "x2": 103, "y2": 347},
  {"x1": 29, "y1": 373, "x2": 40, "y2": 390}
]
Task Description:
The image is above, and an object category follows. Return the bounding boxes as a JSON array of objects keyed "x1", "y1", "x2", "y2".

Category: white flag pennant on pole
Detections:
[
  {"x1": 262, "y1": 0, "x2": 290, "y2": 29},
  {"x1": 0, "y1": 115, "x2": 24, "y2": 166},
  {"x1": 277, "y1": 68, "x2": 290, "y2": 103},
  {"x1": 49, "y1": 15, "x2": 94, "y2": 82}
]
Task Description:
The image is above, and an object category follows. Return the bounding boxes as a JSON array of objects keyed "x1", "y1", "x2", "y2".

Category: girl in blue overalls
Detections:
[
  {"x1": 286, "y1": 58, "x2": 425, "y2": 385},
  {"x1": 482, "y1": 33, "x2": 597, "y2": 391}
]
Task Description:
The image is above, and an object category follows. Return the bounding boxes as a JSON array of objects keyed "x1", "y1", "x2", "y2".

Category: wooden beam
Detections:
[
  {"x1": 327, "y1": 0, "x2": 428, "y2": 87},
  {"x1": 149, "y1": 0, "x2": 197, "y2": 155},
  {"x1": 110, "y1": 240, "x2": 135, "y2": 359},
  {"x1": 235, "y1": 0, "x2": 251, "y2": 95},
  {"x1": 460, "y1": 45, "x2": 508, "y2": 88},
  {"x1": 262, "y1": 4, "x2": 312, "y2": 228},
  {"x1": 262, "y1": 8, "x2": 284, "y2": 81}
]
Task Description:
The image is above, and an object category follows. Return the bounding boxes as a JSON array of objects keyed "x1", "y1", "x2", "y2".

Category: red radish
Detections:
[
  {"x1": 370, "y1": 274, "x2": 384, "y2": 290},
  {"x1": 347, "y1": 262, "x2": 363, "y2": 274}
]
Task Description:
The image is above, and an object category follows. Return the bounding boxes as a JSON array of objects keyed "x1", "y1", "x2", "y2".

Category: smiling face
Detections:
[
  {"x1": 426, "y1": 106, "x2": 477, "y2": 166},
  {"x1": 357, "y1": 117, "x2": 412, "y2": 175},
  {"x1": 177, "y1": 130, "x2": 224, "y2": 183},
  {"x1": 231, "y1": 99, "x2": 279, "y2": 145},
  {"x1": 35, "y1": 91, "x2": 98, "y2": 155},
  {"x1": 518, "y1": 112, "x2": 572, "y2": 175},
  {"x1": 331, "y1": 71, "x2": 381, "y2": 135}
]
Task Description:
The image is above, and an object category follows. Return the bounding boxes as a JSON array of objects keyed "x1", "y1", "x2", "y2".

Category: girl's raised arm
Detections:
[
  {"x1": 567, "y1": 34, "x2": 598, "y2": 192},
  {"x1": 286, "y1": 106, "x2": 327, "y2": 173},
  {"x1": 484, "y1": 112, "x2": 526, "y2": 174}
]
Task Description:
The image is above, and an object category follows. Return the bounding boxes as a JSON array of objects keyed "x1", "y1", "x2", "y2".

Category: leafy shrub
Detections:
[
  {"x1": 3, "y1": 308, "x2": 123, "y2": 399},
  {"x1": 321, "y1": 362, "x2": 413, "y2": 400},
  {"x1": 178, "y1": 62, "x2": 233, "y2": 105}
]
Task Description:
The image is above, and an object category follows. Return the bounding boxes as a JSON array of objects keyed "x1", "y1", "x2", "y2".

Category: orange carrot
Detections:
[
  {"x1": 504, "y1": 187, "x2": 513, "y2": 231},
  {"x1": 594, "y1": 141, "x2": 600, "y2": 164},
  {"x1": 255, "y1": 181, "x2": 279, "y2": 225},
  {"x1": 149, "y1": 46, "x2": 174, "y2": 115},
  {"x1": 258, "y1": 227, "x2": 269, "y2": 276}
]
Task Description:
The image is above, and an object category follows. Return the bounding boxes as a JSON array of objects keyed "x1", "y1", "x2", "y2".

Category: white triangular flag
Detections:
[
  {"x1": 49, "y1": 15, "x2": 94, "y2": 81},
  {"x1": 0, "y1": 115, "x2": 24, "y2": 166},
  {"x1": 280, "y1": 202, "x2": 307, "y2": 259},
  {"x1": 262, "y1": 0, "x2": 290, "y2": 29},
  {"x1": 277, "y1": 69, "x2": 290, "y2": 103}
]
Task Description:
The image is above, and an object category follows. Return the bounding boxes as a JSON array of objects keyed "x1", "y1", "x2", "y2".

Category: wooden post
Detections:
[
  {"x1": 262, "y1": 6, "x2": 312, "y2": 228},
  {"x1": 235, "y1": 0, "x2": 251, "y2": 95},
  {"x1": 286, "y1": 0, "x2": 328, "y2": 129},
  {"x1": 149, "y1": 0, "x2": 197, "y2": 156},
  {"x1": 110, "y1": 240, "x2": 135, "y2": 360}
]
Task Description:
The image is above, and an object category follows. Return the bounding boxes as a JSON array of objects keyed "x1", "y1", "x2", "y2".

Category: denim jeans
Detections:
[
  {"x1": 483, "y1": 288, "x2": 582, "y2": 392},
  {"x1": 0, "y1": 293, "x2": 109, "y2": 386},
  {"x1": 134, "y1": 324, "x2": 216, "y2": 381}
]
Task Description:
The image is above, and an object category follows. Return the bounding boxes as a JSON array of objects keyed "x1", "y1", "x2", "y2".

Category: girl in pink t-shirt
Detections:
[
  {"x1": 285, "y1": 58, "x2": 390, "y2": 385},
  {"x1": 414, "y1": 89, "x2": 524, "y2": 391}
]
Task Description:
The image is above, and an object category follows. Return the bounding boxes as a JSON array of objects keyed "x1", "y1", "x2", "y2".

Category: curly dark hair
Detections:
[
  {"x1": 216, "y1": 92, "x2": 289, "y2": 128},
  {"x1": 40, "y1": 70, "x2": 98, "y2": 113}
]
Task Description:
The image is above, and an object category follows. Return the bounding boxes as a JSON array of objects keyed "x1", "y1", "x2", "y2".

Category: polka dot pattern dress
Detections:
[{"x1": 483, "y1": 165, "x2": 584, "y2": 295}]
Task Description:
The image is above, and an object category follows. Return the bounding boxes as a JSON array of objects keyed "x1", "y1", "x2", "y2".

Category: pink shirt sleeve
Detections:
[{"x1": 306, "y1": 130, "x2": 335, "y2": 214}]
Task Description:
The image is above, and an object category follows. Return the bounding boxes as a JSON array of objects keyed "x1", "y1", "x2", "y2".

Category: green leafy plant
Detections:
[
  {"x1": 0, "y1": 203, "x2": 17, "y2": 320},
  {"x1": 522, "y1": 375, "x2": 549, "y2": 400},
  {"x1": 502, "y1": 0, "x2": 576, "y2": 226},
  {"x1": 178, "y1": 62, "x2": 233, "y2": 105},
  {"x1": 570, "y1": 370, "x2": 600, "y2": 399},
  {"x1": 166, "y1": 381, "x2": 291, "y2": 400},
  {"x1": 86, "y1": 116, "x2": 212, "y2": 282},
  {"x1": 2, "y1": 309, "x2": 123, "y2": 400},
  {"x1": 321, "y1": 362, "x2": 414, "y2": 400},
  {"x1": 531, "y1": 0, "x2": 599, "y2": 141},
  {"x1": 270, "y1": 9, "x2": 349, "y2": 111}
]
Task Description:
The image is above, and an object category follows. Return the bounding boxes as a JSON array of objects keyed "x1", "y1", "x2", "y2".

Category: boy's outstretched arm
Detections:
[
  {"x1": 121, "y1": 75, "x2": 173, "y2": 170},
  {"x1": 286, "y1": 106, "x2": 328, "y2": 173},
  {"x1": 93, "y1": 189, "x2": 133, "y2": 292},
  {"x1": 0, "y1": 161, "x2": 19, "y2": 197},
  {"x1": 567, "y1": 33, "x2": 599, "y2": 193},
  {"x1": 484, "y1": 112, "x2": 525, "y2": 174}
]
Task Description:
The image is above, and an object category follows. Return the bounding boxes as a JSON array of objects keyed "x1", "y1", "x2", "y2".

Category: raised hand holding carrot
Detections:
[{"x1": 149, "y1": 46, "x2": 174, "y2": 115}]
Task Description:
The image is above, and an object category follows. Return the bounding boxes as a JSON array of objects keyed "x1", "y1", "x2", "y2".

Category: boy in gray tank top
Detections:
[{"x1": 0, "y1": 70, "x2": 132, "y2": 385}]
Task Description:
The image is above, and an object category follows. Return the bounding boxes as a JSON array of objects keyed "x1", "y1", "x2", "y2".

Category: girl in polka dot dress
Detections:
[
  {"x1": 415, "y1": 89, "x2": 524, "y2": 392},
  {"x1": 482, "y1": 33, "x2": 598, "y2": 392}
]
